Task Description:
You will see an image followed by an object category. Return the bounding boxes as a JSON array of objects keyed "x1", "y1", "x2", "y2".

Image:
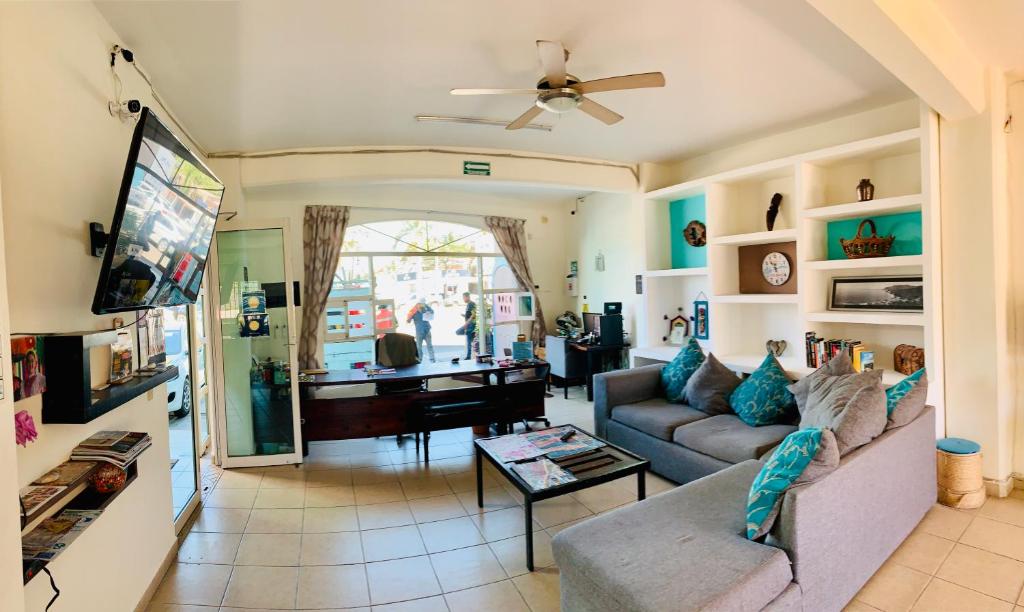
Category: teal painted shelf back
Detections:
[
  {"x1": 826, "y1": 211, "x2": 922, "y2": 260},
  {"x1": 669, "y1": 195, "x2": 707, "y2": 268}
]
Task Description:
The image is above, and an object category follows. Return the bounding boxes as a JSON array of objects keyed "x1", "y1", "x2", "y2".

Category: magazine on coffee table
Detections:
[
  {"x1": 525, "y1": 426, "x2": 606, "y2": 460},
  {"x1": 476, "y1": 435, "x2": 546, "y2": 464},
  {"x1": 511, "y1": 457, "x2": 576, "y2": 490}
]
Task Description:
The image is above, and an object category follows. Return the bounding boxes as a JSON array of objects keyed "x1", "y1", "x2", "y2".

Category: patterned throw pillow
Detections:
[
  {"x1": 885, "y1": 368, "x2": 928, "y2": 429},
  {"x1": 746, "y1": 428, "x2": 840, "y2": 540},
  {"x1": 729, "y1": 353, "x2": 795, "y2": 426},
  {"x1": 660, "y1": 338, "x2": 705, "y2": 403}
]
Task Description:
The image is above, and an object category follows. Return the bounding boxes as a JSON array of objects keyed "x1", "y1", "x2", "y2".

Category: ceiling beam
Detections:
[{"x1": 806, "y1": 0, "x2": 986, "y2": 119}]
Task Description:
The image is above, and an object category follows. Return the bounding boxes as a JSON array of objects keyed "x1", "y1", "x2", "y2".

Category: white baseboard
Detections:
[
  {"x1": 133, "y1": 536, "x2": 181, "y2": 612},
  {"x1": 984, "y1": 475, "x2": 1015, "y2": 498}
]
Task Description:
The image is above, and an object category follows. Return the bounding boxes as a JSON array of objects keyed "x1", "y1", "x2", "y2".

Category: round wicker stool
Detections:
[{"x1": 936, "y1": 438, "x2": 986, "y2": 509}]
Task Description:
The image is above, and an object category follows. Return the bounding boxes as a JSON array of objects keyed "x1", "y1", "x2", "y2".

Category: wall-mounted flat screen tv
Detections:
[{"x1": 92, "y1": 107, "x2": 225, "y2": 314}]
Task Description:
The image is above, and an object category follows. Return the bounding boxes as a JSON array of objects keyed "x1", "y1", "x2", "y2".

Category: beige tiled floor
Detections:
[
  {"x1": 849, "y1": 491, "x2": 1024, "y2": 612},
  {"x1": 154, "y1": 391, "x2": 1024, "y2": 611},
  {"x1": 151, "y1": 390, "x2": 673, "y2": 611}
]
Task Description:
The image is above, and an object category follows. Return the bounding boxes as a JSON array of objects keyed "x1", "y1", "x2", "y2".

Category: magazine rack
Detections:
[
  {"x1": 33, "y1": 331, "x2": 178, "y2": 424},
  {"x1": 21, "y1": 458, "x2": 142, "y2": 584}
]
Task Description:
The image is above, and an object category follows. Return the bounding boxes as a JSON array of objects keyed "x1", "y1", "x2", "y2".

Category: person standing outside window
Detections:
[
  {"x1": 406, "y1": 298, "x2": 435, "y2": 362},
  {"x1": 457, "y1": 291, "x2": 477, "y2": 359}
]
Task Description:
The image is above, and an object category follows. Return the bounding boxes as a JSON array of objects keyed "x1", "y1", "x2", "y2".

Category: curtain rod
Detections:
[{"x1": 336, "y1": 204, "x2": 526, "y2": 223}]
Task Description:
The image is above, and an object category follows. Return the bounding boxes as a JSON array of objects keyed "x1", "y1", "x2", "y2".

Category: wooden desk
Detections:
[
  {"x1": 568, "y1": 343, "x2": 629, "y2": 401},
  {"x1": 299, "y1": 360, "x2": 549, "y2": 455}
]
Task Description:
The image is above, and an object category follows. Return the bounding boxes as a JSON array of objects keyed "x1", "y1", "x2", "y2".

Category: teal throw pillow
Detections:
[
  {"x1": 885, "y1": 368, "x2": 928, "y2": 429},
  {"x1": 730, "y1": 353, "x2": 795, "y2": 426},
  {"x1": 746, "y1": 428, "x2": 839, "y2": 540},
  {"x1": 661, "y1": 338, "x2": 705, "y2": 403}
]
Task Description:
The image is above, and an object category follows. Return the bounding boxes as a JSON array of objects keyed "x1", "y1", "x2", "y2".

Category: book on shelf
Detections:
[
  {"x1": 18, "y1": 486, "x2": 67, "y2": 517},
  {"x1": 805, "y1": 332, "x2": 871, "y2": 371},
  {"x1": 71, "y1": 431, "x2": 151, "y2": 468},
  {"x1": 22, "y1": 509, "x2": 102, "y2": 563}
]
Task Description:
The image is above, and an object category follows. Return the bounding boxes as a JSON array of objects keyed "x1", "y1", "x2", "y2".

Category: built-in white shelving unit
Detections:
[{"x1": 631, "y1": 117, "x2": 943, "y2": 427}]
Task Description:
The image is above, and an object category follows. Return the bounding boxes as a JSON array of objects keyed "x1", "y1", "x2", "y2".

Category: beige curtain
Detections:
[
  {"x1": 299, "y1": 205, "x2": 350, "y2": 370},
  {"x1": 484, "y1": 216, "x2": 548, "y2": 346}
]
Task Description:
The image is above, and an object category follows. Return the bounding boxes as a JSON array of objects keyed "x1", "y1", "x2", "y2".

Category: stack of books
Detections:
[
  {"x1": 804, "y1": 332, "x2": 874, "y2": 372},
  {"x1": 71, "y1": 431, "x2": 151, "y2": 468}
]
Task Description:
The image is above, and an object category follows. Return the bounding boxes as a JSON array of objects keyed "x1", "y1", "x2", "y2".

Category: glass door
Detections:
[
  {"x1": 208, "y1": 219, "x2": 302, "y2": 467},
  {"x1": 161, "y1": 305, "x2": 200, "y2": 529}
]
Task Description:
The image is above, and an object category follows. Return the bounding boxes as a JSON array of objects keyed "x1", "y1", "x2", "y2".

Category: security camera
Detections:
[{"x1": 108, "y1": 99, "x2": 142, "y2": 121}]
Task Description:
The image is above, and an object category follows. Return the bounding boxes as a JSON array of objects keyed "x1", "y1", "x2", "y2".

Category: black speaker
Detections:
[
  {"x1": 603, "y1": 302, "x2": 622, "y2": 315},
  {"x1": 599, "y1": 314, "x2": 623, "y2": 346}
]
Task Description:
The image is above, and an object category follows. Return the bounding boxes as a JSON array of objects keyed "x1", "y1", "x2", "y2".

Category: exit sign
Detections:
[{"x1": 463, "y1": 161, "x2": 490, "y2": 176}]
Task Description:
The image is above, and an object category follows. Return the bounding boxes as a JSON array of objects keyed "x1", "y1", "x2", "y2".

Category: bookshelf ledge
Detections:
[
  {"x1": 803, "y1": 255, "x2": 924, "y2": 270},
  {"x1": 642, "y1": 267, "x2": 709, "y2": 278},
  {"x1": 801, "y1": 194, "x2": 922, "y2": 220},
  {"x1": 712, "y1": 294, "x2": 799, "y2": 304},
  {"x1": 709, "y1": 229, "x2": 797, "y2": 247},
  {"x1": 43, "y1": 365, "x2": 178, "y2": 425},
  {"x1": 805, "y1": 311, "x2": 925, "y2": 326}
]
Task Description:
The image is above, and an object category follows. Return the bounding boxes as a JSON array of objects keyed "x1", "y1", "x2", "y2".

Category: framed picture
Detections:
[
  {"x1": 11, "y1": 335, "x2": 46, "y2": 402},
  {"x1": 829, "y1": 275, "x2": 924, "y2": 312},
  {"x1": 667, "y1": 315, "x2": 688, "y2": 345},
  {"x1": 693, "y1": 300, "x2": 710, "y2": 340},
  {"x1": 515, "y1": 292, "x2": 536, "y2": 321}
]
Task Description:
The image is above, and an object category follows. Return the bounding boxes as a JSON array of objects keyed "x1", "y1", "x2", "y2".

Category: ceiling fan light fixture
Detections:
[{"x1": 536, "y1": 88, "x2": 582, "y2": 114}]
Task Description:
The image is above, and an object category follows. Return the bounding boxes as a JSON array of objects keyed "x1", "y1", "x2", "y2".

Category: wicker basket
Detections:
[
  {"x1": 839, "y1": 219, "x2": 895, "y2": 259},
  {"x1": 936, "y1": 449, "x2": 986, "y2": 509}
]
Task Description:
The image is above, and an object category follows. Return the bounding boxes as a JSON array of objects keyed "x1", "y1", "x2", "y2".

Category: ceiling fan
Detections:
[{"x1": 451, "y1": 40, "x2": 666, "y2": 130}]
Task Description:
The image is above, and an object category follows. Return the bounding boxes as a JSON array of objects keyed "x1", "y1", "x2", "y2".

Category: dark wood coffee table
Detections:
[{"x1": 474, "y1": 425, "x2": 650, "y2": 570}]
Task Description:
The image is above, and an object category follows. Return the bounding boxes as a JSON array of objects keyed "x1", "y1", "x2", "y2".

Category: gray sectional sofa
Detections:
[{"x1": 552, "y1": 362, "x2": 936, "y2": 612}]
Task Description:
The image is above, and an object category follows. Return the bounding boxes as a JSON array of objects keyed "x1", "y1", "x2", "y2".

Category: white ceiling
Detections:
[
  {"x1": 96, "y1": 0, "x2": 911, "y2": 163},
  {"x1": 933, "y1": 0, "x2": 1024, "y2": 72}
]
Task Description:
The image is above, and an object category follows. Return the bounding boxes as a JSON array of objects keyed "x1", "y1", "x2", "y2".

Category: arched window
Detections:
[{"x1": 323, "y1": 220, "x2": 527, "y2": 369}]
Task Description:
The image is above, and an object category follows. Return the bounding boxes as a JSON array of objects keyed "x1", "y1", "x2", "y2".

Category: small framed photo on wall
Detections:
[{"x1": 693, "y1": 300, "x2": 709, "y2": 340}]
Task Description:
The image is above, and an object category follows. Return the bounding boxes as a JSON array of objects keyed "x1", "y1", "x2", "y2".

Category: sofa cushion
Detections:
[
  {"x1": 730, "y1": 353, "x2": 796, "y2": 426},
  {"x1": 611, "y1": 400, "x2": 708, "y2": 440},
  {"x1": 683, "y1": 352, "x2": 741, "y2": 415},
  {"x1": 801, "y1": 369, "x2": 886, "y2": 455},
  {"x1": 886, "y1": 368, "x2": 928, "y2": 430},
  {"x1": 674, "y1": 414, "x2": 797, "y2": 464},
  {"x1": 787, "y1": 353, "x2": 855, "y2": 416},
  {"x1": 551, "y1": 461, "x2": 794, "y2": 612},
  {"x1": 660, "y1": 338, "x2": 705, "y2": 402},
  {"x1": 746, "y1": 428, "x2": 840, "y2": 539}
]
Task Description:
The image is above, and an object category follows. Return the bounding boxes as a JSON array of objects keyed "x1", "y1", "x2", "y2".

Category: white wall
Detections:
[
  {"x1": 642, "y1": 99, "x2": 920, "y2": 189},
  {"x1": 240, "y1": 183, "x2": 575, "y2": 354},
  {"x1": 565, "y1": 192, "x2": 643, "y2": 340},
  {"x1": 939, "y1": 69, "x2": 1016, "y2": 484},
  {"x1": 0, "y1": 3, "x2": 197, "y2": 608},
  {"x1": 1009, "y1": 76, "x2": 1024, "y2": 479}
]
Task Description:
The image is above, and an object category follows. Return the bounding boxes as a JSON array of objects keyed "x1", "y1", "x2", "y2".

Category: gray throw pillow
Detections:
[
  {"x1": 683, "y1": 353, "x2": 741, "y2": 415},
  {"x1": 787, "y1": 354, "x2": 855, "y2": 416},
  {"x1": 886, "y1": 371, "x2": 929, "y2": 430},
  {"x1": 800, "y1": 369, "x2": 886, "y2": 456}
]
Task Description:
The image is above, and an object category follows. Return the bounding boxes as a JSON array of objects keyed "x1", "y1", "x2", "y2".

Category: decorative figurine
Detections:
[
  {"x1": 766, "y1": 193, "x2": 783, "y2": 231},
  {"x1": 766, "y1": 340, "x2": 788, "y2": 357},
  {"x1": 857, "y1": 178, "x2": 875, "y2": 202},
  {"x1": 683, "y1": 220, "x2": 707, "y2": 247},
  {"x1": 90, "y1": 464, "x2": 127, "y2": 494}
]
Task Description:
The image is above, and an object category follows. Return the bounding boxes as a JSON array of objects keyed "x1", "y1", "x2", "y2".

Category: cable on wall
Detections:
[{"x1": 1003, "y1": 79, "x2": 1024, "y2": 134}]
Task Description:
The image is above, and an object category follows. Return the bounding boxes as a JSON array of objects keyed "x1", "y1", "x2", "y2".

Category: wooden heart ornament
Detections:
[{"x1": 766, "y1": 340, "x2": 787, "y2": 357}]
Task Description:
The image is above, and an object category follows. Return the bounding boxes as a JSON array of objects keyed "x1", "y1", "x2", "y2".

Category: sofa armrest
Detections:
[
  {"x1": 768, "y1": 405, "x2": 936, "y2": 611},
  {"x1": 593, "y1": 364, "x2": 665, "y2": 437}
]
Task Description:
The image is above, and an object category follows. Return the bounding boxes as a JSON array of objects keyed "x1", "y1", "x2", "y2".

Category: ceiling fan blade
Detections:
[
  {"x1": 506, "y1": 105, "x2": 544, "y2": 130},
  {"x1": 578, "y1": 97, "x2": 623, "y2": 125},
  {"x1": 450, "y1": 88, "x2": 543, "y2": 96},
  {"x1": 536, "y1": 40, "x2": 567, "y2": 87},
  {"x1": 576, "y1": 72, "x2": 666, "y2": 94}
]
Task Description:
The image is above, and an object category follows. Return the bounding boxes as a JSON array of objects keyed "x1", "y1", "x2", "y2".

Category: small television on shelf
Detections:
[{"x1": 92, "y1": 107, "x2": 225, "y2": 314}]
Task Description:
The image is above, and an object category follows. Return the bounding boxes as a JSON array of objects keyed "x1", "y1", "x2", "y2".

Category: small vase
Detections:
[{"x1": 857, "y1": 178, "x2": 875, "y2": 202}]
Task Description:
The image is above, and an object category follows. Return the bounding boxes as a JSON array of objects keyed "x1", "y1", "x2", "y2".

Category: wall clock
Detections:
[
  {"x1": 683, "y1": 220, "x2": 706, "y2": 247},
  {"x1": 761, "y1": 252, "x2": 791, "y2": 286}
]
